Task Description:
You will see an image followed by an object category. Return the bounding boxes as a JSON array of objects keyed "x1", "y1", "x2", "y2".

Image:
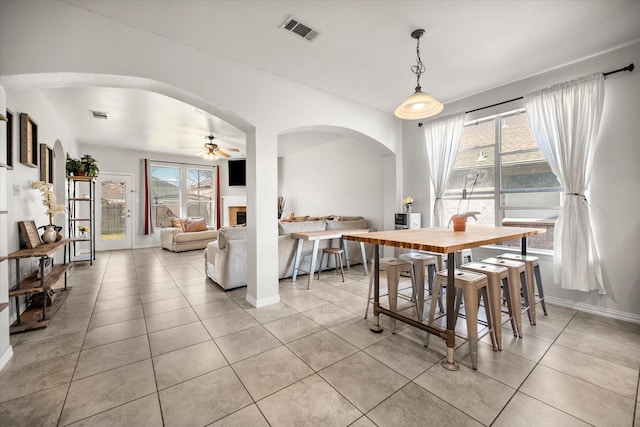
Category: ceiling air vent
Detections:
[
  {"x1": 90, "y1": 110, "x2": 109, "y2": 120},
  {"x1": 280, "y1": 15, "x2": 320, "y2": 42}
]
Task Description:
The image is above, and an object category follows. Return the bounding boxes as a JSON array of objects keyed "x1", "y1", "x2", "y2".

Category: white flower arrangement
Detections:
[
  {"x1": 33, "y1": 181, "x2": 66, "y2": 225},
  {"x1": 402, "y1": 196, "x2": 414, "y2": 206}
]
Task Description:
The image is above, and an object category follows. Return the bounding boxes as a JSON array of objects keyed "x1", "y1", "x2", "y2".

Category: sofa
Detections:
[
  {"x1": 206, "y1": 217, "x2": 371, "y2": 290},
  {"x1": 160, "y1": 217, "x2": 219, "y2": 252}
]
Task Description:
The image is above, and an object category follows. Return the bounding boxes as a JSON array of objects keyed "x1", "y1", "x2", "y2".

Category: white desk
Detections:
[
  {"x1": 344, "y1": 226, "x2": 544, "y2": 370},
  {"x1": 291, "y1": 229, "x2": 369, "y2": 289}
]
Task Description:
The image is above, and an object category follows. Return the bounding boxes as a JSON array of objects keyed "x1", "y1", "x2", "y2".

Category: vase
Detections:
[
  {"x1": 42, "y1": 225, "x2": 58, "y2": 243},
  {"x1": 451, "y1": 215, "x2": 467, "y2": 232},
  {"x1": 404, "y1": 204, "x2": 412, "y2": 213}
]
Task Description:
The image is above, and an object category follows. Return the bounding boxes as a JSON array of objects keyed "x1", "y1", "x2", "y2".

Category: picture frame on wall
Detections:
[
  {"x1": 18, "y1": 220, "x2": 42, "y2": 249},
  {"x1": 20, "y1": 112, "x2": 38, "y2": 168},
  {"x1": 40, "y1": 144, "x2": 53, "y2": 184},
  {"x1": 6, "y1": 108, "x2": 14, "y2": 169}
]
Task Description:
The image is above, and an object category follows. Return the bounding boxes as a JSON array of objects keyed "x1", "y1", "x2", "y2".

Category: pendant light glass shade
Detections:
[
  {"x1": 394, "y1": 28, "x2": 443, "y2": 120},
  {"x1": 394, "y1": 89, "x2": 444, "y2": 120}
]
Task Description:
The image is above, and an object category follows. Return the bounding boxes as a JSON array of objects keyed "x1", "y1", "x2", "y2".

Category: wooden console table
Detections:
[
  {"x1": 291, "y1": 229, "x2": 369, "y2": 289},
  {"x1": 8, "y1": 239, "x2": 70, "y2": 333}
]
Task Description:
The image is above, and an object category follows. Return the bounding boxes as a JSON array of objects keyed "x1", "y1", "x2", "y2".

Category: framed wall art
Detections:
[
  {"x1": 18, "y1": 220, "x2": 41, "y2": 249},
  {"x1": 20, "y1": 112, "x2": 38, "y2": 168},
  {"x1": 40, "y1": 144, "x2": 53, "y2": 184},
  {"x1": 5, "y1": 108, "x2": 13, "y2": 169}
]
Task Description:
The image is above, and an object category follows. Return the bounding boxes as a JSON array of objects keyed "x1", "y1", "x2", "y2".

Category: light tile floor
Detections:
[{"x1": 1, "y1": 248, "x2": 639, "y2": 426}]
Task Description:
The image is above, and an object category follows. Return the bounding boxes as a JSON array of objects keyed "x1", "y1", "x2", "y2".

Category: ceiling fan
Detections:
[{"x1": 182, "y1": 135, "x2": 240, "y2": 160}]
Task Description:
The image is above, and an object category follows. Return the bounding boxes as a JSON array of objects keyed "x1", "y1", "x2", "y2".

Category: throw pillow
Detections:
[
  {"x1": 184, "y1": 218, "x2": 207, "y2": 232},
  {"x1": 172, "y1": 218, "x2": 186, "y2": 231}
]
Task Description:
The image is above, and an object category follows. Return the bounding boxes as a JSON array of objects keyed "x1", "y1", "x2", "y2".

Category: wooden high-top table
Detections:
[
  {"x1": 291, "y1": 229, "x2": 369, "y2": 289},
  {"x1": 343, "y1": 226, "x2": 544, "y2": 370}
]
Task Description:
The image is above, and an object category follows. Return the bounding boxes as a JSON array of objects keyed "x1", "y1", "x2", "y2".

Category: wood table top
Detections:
[
  {"x1": 342, "y1": 226, "x2": 544, "y2": 253},
  {"x1": 8, "y1": 239, "x2": 70, "y2": 259},
  {"x1": 291, "y1": 229, "x2": 369, "y2": 241}
]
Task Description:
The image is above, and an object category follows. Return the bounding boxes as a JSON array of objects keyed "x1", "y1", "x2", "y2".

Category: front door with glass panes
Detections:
[{"x1": 97, "y1": 173, "x2": 134, "y2": 251}]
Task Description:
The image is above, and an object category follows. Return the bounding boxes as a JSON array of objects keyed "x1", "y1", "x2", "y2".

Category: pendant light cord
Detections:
[{"x1": 411, "y1": 34, "x2": 426, "y2": 91}]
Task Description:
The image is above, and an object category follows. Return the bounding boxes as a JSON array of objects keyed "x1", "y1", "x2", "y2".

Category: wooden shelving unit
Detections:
[
  {"x1": 67, "y1": 176, "x2": 96, "y2": 265},
  {"x1": 8, "y1": 239, "x2": 71, "y2": 333}
]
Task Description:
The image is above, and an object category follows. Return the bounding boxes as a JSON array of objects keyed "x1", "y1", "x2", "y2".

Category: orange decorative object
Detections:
[{"x1": 451, "y1": 215, "x2": 467, "y2": 232}]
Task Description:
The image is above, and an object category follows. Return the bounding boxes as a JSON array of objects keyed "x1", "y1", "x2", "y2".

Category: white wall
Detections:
[
  {"x1": 0, "y1": 86, "x2": 12, "y2": 370},
  {"x1": 278, "y1": 137, "x2": 388, "y2": 231},
  {"x1": 1, "y1": 88, "x2": 80, "y2": 333},
  {"x1": 404, "y1": 42, "x2": 640, "y2": 321},
  {"x1": 402, "y1": 122, "x2": 432, "y2": 227}
]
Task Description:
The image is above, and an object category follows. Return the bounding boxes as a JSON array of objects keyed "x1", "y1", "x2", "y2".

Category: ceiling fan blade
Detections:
[
  {"x1": 216, "y1": 149, "x2": 231, "y2": 158},
  {"x1": 222, "y1": 147, "x2": 240, "y2": 152},
  {"x1": 180, "y1": 146, "x2": 203, "y2": 149}
]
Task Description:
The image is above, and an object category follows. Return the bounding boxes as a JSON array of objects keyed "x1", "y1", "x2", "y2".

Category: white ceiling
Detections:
[{"x1": 39, "y1": 0, "x2": 640, "y2": 158}]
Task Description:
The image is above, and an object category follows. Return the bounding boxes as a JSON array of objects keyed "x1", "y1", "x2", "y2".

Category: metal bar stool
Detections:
[
  {"x1": 498, "y1": 253, "x2": 547, "y2": 323},
  {"x1": 460, "y1": 262, "x2": 515, "y2": 350},
  {"x1": 364, "y1": 257, "x2": 419, "y2": 328},
  {"x1": 399, "y1": 252, "x2": 438, "y2": 319},
  {"x1": 426, "y1": 269, "x2": 497, "y2": 369},
  {"x1": 480, "y1": 257, "x2": 528, "y2": 335},
  {"x1": 316, "y1": 247, "x2": 345, "y2": 282},
  {"x1": 423, "y1": 248, "x2": 473, "y2": 271}
]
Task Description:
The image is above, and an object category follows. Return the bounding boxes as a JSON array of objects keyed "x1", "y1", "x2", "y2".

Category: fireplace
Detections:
[{"x1": 228, "y1": 206, "x2": 247, "y2": 226}]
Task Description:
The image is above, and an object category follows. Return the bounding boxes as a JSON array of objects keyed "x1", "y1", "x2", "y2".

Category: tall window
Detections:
[
  {"x1": 442, "y1": 109, "x2": 561, "y2": 250},
  {"x1": 151, "y1": 163, "x2": 215, "y2": 226},
  {"x1": 186, "y1": 168, "x2": 213, "y2": 221}
]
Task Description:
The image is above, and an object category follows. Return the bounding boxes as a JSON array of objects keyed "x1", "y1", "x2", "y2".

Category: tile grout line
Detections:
[
  {"x1": 55, "y1": 250, "x2": 110, "y2": 427},
  {"x1": 492, "y1": 309, "x2": 599, "y2": 426}
]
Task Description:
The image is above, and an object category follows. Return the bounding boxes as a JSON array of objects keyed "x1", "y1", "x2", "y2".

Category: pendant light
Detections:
[{"x1": 394, "y1": 29, "x2": 444, "y2": 120}]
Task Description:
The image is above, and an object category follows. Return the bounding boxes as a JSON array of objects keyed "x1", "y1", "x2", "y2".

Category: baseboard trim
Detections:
[
  {"x1": 545, "y1": 295, "x2": 640, "y2": 324},
  {"x1": 246, "y1": 293, "x2": 281, "y2": 308},
  {"x1": 0, "y1": 345, "x2": 14, "y2": 371}
]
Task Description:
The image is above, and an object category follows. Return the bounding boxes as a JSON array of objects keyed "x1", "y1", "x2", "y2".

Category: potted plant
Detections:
[
  {"x1": 32, "y1": 180, "x2": 67, "y2": 242},
  {"x1": 80, "y1": 154, "x2": 99, "y2": 177},
  {"x1": 449, "y1": 171, "x2": 482, "y2": 231},
  {"x1": 66, "y1": 153, "x2": 81, "y2": 176}
]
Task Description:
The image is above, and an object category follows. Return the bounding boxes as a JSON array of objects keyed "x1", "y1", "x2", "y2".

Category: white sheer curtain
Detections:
[
  {"x1": 525, "y1": 73, "x2": 605, "y2": 293},
  {"x1": 424, "y1": 113, "x2": 465, "y2": 227}
]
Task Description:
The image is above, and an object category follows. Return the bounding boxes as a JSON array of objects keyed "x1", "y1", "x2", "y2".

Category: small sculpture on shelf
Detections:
[
  {"x1": 277, "y1": 196, "x2": 285, "y2": 219},
  {"x1": 33, "y1": 180, "x2": 66, "y2": 243},
  {"x1": 78, "y1": 225, "x2": 90, "y2": 239}
]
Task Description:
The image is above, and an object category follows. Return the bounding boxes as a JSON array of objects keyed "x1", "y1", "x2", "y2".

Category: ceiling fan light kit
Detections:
[{"x1": 394, "y1": 28, "x2": 444, "y2": 120}]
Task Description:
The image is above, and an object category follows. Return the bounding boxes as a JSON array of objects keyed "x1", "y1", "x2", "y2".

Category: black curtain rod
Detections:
[
  {"x1": 149, "y1": 159, "x2": 216, "y2": 167},
  {"x1": 418, "y1": 63, "x2": 634, "y2": 127}
]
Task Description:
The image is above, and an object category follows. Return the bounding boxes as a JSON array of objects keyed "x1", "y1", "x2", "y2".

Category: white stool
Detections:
[
  {"x1": 480, "y1": 257, "x2": 528, "y2": 335},
  {"x1": 364, "y1": 257, "x2": 419, "y2": 327},
  {"x1": 460, "y1": 262, "x2": 515, "y2": 350},
  {"x1": 498, "y1": 253, "x2": 547, "y2": 323},
  {"x1": 426, "y1": 269, "x2": 497, "y2": 369},
  {"x1": 399, "y1": 252, "x2": 438, "y2": 318},
  {"x1": 316, "y1": 247, "x2": 345, "y2": 282}
]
